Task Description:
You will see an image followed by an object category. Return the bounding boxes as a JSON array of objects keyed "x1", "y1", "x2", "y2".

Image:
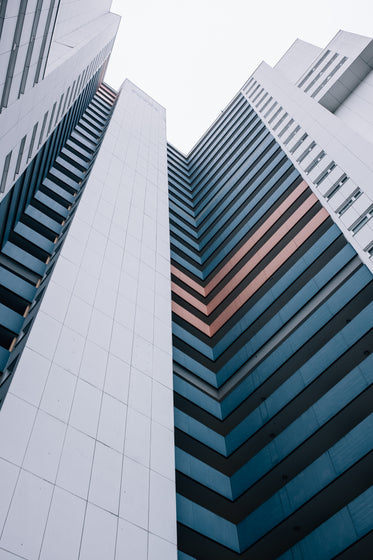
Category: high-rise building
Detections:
[
  {"x1": 0, "y1": 4, "x2": 372, "y2": 559},
  {"x1": 0, "y1": 3, "x2": 177, "y2": 559},
  {"x1": 169, "y1": 31, "x2": 373, "y2": 560}
]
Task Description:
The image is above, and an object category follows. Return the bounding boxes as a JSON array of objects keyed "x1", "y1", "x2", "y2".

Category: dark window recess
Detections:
[
  {"x1": 33, "y1": 0, "x2": 58, "y2": 84},
  {"x1": 337, "y1": 189, "x2": 361, "y2": 216},
  {"x1": 27, "y1": 123, "x2": 39, "y2": 161},
  {"x1": 304, "y1": 150, "x2": 325, "y2": 174},
  {"x1": 298, "y1": 50, "x2": 331, "y2": 88},
  {"x1": 18, "y1": 0, "x2": 44, "y2": 96},
  {"x1": 0, "y1": 0, "x2": 27, "y2": 109},
  {"x1": 0, "y1": 76, "x2": 117, "y2": 403},
  {"x1": 297, "y1": 141, "x2": 316, "y2": 164},
  {"x1": 304, "y1": 53, "x2": 339, "y2": 94},
  {"x1": 315, "y1": 162, "x2": 336, "y2": 186},
  {"x1": 326, "y1": 174, "x2": 348, "y2": 199},
  {"x1": 0, "y1": 152, "x2": 12, "y2": 193},
  {"x1": 47, "y1": 102, "x2": 57, "y2": 136},
  {"x1": 38, "y1": 111, "x2": 49, "y2": 148},
  {"x1": 14, "y1": 136, "x2": 27, "y2": 179},
  {"x1": 290, "y1": 133, "x2": 308, "y2": 154},
  {"x1": 0, "y1": 1, "x2": 8, "y2": 42},
  {"x1": 350, "y1": 205, "x2": 373, "y2": 234}
]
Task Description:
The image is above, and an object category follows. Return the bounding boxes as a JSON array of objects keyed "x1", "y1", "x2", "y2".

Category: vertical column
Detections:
[{"x1": 0, "y1": 81, "x2": 176, "y2": 560}]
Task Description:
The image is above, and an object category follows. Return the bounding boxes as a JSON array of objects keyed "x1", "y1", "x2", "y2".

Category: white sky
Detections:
[{"x1": 105, "y1": 0, "x2": 373, "y2": 154}]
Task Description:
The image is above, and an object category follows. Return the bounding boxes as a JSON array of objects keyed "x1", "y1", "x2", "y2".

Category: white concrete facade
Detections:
[
  {"x1": 1, "y1": 14, "x2": 373, "y2": 559},
  {"x1": 0, "y1": 1, "x2": 120, "y2": 199},
  {"x1": 0, "y1": 0, "x2": 59, "y2": 108},
  {"x1": 243, "y1": 31, "x2": 373, "y2": 274},
  {"x1": 0, "y1": 80, "x2": 177, "y2": 560}
]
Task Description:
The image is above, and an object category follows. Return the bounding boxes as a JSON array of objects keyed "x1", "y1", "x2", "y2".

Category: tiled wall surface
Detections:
[{"x1": 0, "y1": 81, "x2": 177, "y2": 560}]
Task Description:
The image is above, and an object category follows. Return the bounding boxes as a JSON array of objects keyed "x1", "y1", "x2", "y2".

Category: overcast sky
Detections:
[{"x1": 105, "y1": 0, "x2": 373, "y2": 154}]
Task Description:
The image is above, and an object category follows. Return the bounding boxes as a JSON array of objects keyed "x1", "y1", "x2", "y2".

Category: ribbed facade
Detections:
[
  {"x1": 0, "y1": 11, "x2": 373, "y2": 559},
  {"x1": 0, "y1": 4, "x2": 177, "y2": 559},
  {"x1": 0, "y1": 0, "x2": 119, "y2": 199},
  {"x1": 0, "y1": 76, "x2": 117, "y2": 403},
  {"x1": 168, "y1": 91, "x2": 373, "y2": 559}
]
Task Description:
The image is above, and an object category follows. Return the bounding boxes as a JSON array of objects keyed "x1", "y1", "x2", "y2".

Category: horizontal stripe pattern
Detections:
[{"x1": 168, "y1": 91, "x2": 373, "y2": 559}]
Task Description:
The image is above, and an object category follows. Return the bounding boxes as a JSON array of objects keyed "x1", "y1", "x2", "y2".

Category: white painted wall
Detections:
[
  {"x1": 275, "y1": 39, "x2": 322, "y2": 84},
  {"x1": 0, "y1": 1, "x2": 60, "y2": 105},
  {"x1": 0, "y1": 8, "x2": 120, "y2": 200},
  {"x1": 242, "y1": 35, "x2": 373, "y2": 272},
  {"x1": 335, "y1": 69, "x2": 373, "y2": 144},
  {"x1": 0, "y1": 81, "x2": 177, "y2": 560},
  {"x1": 50, "y1": 0, "x2": 114, "y2": 43}
]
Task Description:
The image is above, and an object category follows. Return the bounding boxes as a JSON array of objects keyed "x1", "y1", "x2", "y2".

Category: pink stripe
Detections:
[
  {"x1": 205, "y1": 180, "x2": 309, "y2": 295},
  {"x1": 171, "y1": 179, "x2": 308, "y2": 296},
  {"x1": 172, "y1": 190, "x2": 318, "y2": 315},
  {"x1": 172, "y1": 208, "x2": 329, "y2": 336},
  {"x1": 171, "y1": 283, "x2": 208, "y2": 314},
  {"x1": 171, "y1": 301, "x2": 210, "y2": 335},
  {"x1": 171, "y1": 268, "x2": 205, "y2": 296},
  {"x1": 209, "y1": 209, "x2": 328, "y2": 335}
]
